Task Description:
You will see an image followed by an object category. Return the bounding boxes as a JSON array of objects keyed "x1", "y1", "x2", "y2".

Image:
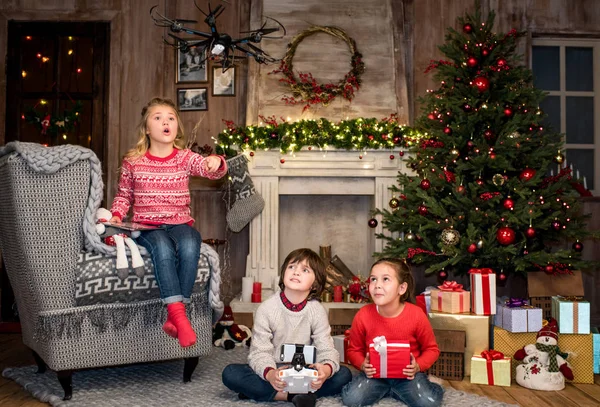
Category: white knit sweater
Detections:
[{"x1": 248, "y1": 291, "x2": 340, "y2": 378}]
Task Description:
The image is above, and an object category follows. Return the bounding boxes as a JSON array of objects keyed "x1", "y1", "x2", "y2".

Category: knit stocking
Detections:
[
  {"x1": 162, "y1": 314, "x2": 178, "y2": 339},
  {"x1": 225, "y1": 154, "x2": 265, "y2": 232},
  {"x1": 166, "y1": 302, "x2": 196, "y2": 347}
]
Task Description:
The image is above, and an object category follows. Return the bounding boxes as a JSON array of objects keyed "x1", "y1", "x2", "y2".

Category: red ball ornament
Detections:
[
  {"x1": 484, "y1": 129, "x2": 494, "y2": 141},
  {"x1": 368, "y1": 135, "x2": 374, "y2": 141},
  {"x1": 393, "y1": 136, "x2": 401, "y2": 144},
  {"x1": 482, "y1": 48, "x2": 490, "y2": 56},
  {"x1": 463, "y1": 23, "x2": 474, "y2": 34},
  {"x1": 473, "y1": 76, "x2": 490, "y2": 92},
  {"x1": 462, "y1": 103, "x2": 473, "y2": 112},
  {"x1": 467, "y1": 244, "x2": 477, "y2": 254},
  {"x1": 573, "y1": 241, "x2": 584, "y2": 252},
  {"x1": 497, "y1": 58, "x2": 507, "y2": 67},
  {"x1": 519, "y1": 168, "x2": 536, "y2": 181},
  {"x1": 476, "y1": 178, "x2": 484, "y2": 186},
  {"x1": 418, "y1": 205, "x2": 428, "y2": 216},
  {"x1": 399, "y1": 151, "x2": 405, "y2": 157},
  {"x1": 389, "y1": 154, "x2": 395, "y2": 160},
  {"x1": 498, "y1": 272, "x2": 507, "y2": 282},
  {"x1": 502, "y1": 198, "x2": 514, "y2": 210},
  {"x1": 525, "y1": 227, "x2": 536, "y2": 239},
  {"x1": 420, "y1": 179, "x2": 431, "y2": 190},
  {"x1": 503, "y1": 107, "x2": 514, "y2": 117},
  {"x1": 443, "y1": 127, "x2": 452, "y2": 135},
  {"x1": 467, "y1": 57, "x2": 478, "y2": 67},
  {"x1": 467, "y1": 140, "x2": 475, "y2": 148},
  {"x1": 490, "y1": 152, "x2": 496, "y2": 159},
  {"x1": 438, "y1": 270, "x2": 448, "y2": 280},
  {"x1": 544, "y1": 264, "x2": 554, "y2": 275},
  {"x1": 280, "y1": 158, "x2": 285, "y2": 164},
  {"x1": 497, "y1": 227, "x2": 516, "y2": 245},
  {"x1": 368, "y1": 218, "x2": 378, "y2": 228},
  {"x1": 551, "y1": 220, "x2": 561, "y2": 231},
  {"x1": 457, "y1": 185, "x2": 466, "y2": 194},
  {"x1": 427, "y1": 113, "x2": 436, "y2": 120},
  {"x1": 270, "y1": 133, "x2": 278, "y2": 139},
  {"x1": 249, "y1": 151, "x2": 255, "y2": 157},
  {"x1": 244, "y1": 137, "x2": 249, "y2": 143}
]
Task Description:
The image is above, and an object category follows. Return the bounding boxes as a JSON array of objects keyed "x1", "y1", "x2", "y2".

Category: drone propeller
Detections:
[{"x1": 239, "y1": 17, "x2": 286, "y2": 40}]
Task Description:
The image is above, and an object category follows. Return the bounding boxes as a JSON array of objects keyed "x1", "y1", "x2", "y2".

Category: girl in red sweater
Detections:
[
  {"x1": 109, "y1": 97, "x2": 227, "y2": 347},
  {"x1": 341, "y1": 258, "x2": 444, "y2": 407}
]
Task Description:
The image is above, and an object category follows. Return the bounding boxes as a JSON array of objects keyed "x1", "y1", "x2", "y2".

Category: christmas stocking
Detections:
[{"x1": 225, "y1": 154, "x2": 265, "y2": 232}]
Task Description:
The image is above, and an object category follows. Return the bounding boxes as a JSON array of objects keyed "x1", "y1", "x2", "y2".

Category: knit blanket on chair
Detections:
[{"x1": 0, "y1": 141, "x2": 224, "y2": 319}]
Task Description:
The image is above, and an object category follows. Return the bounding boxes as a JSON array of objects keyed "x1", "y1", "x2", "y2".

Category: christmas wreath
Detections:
[
  {"x1": 24, "y1": 101, "x2": 82, "y2": 136},
  {"x1": 272, "y1": 26, "x2": 365, "y2": 111}
]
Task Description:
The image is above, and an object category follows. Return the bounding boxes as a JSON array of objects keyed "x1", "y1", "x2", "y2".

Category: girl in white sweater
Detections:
[{"x1": 222, "y1": 248, "x2": 352, "y2": 407}]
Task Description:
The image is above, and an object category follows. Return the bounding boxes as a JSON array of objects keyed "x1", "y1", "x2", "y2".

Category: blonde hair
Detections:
[
  {"x1": 371, "y1": 258, "x2": 415, "y2": 304},
  {"x1": 124, "y1": 97, "x2": 186, "y2": 160},
  {"x1": 278, "y1": 248, "x2": 326, "y2": 301}
]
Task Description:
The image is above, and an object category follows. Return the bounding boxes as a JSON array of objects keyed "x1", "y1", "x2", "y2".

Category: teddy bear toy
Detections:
[
  {"x1": 96, "y1": 208, "x2": 145, "y2": 280},
  {"x1": 514, "y1": 317, "x2": 573, "y2": 391},
  {"x1": 213, "y1": 306, "x2": 252, "y2": 350}
]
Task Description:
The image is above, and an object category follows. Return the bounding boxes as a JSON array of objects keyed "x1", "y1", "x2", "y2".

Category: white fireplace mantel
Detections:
[{"x1": 245, "y1": 149, "x2": 407, "y2": 286}]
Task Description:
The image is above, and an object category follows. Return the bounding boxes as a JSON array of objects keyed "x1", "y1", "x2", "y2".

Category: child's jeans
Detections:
[
  {"x1": 342, "y1": 372, "x2": 444, "y2": 407},
  {"x1": 222, "y1": 363, "x2": 352, "y2": 402},
  {"x1": 136, "y1": 224, "x2": 201, "y2": 304}
]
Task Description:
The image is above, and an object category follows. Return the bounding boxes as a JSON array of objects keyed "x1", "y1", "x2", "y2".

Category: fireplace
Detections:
[{"x1": 244, "y1": 149, "x2": 406, "y2": 287}]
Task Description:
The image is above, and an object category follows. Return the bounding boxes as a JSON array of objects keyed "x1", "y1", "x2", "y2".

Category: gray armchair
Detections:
[{"x1": 0, "y1": 142, "x2": 223, "y2": 400}]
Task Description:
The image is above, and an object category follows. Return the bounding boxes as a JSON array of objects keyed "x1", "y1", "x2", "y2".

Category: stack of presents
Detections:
[{"x1": 333, "y1": 269, "x2": 598, "y2": 390}]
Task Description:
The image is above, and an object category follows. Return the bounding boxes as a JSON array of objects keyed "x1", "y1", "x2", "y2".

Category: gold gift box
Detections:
[
  {"x1": 430, "y1": 289, "x2": 470, "y2": 314},
  {"x1": 470, "y1": 355, "x2": 511, "y2": 387},
  {"x1": 428, "y1": 311, "x2": 491, "y2": 376},
  {"x1": 493, "y1": 325, "x2": 593, "y2": 384}
]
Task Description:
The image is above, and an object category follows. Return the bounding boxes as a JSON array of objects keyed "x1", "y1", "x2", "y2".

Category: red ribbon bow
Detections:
[
  {"x1": 468, "y1": 268, "x2": 494, "y2": 275},
  {"x1": 480, "y1": 350, "x2": 504, "y2": 361},
  {"x1": 437, "y1": 281, "x2": 464, "y2": 291}
]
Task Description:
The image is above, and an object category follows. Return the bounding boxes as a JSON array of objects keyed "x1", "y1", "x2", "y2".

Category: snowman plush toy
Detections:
[{"x1": 514, "y1": 318, "x2": 574, "y2": 391}]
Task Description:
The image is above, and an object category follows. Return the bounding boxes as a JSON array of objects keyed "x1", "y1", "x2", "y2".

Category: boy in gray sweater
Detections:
[{"x1": 222, "y1": 248, "x2": 352, "y2": 407}]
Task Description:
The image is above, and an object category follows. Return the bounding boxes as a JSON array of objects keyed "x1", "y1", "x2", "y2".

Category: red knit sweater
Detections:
[
  {"x1": 347, "y1": 302, "x2": 440, "y2": 372},
  {"x1": 111, "y1": 149, "x2": 227, "y2": 225}
]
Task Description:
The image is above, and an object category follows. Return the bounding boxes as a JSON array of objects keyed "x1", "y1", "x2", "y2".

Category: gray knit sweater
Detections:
[{"x1": 248, "y1": 291, "x2": 340, "y2": 378}]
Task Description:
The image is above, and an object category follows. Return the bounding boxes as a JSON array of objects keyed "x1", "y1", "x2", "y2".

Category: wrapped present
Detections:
[
  {"x1": 428, "y1": 311, "x2": 491, "y2": 376},
  {"x1": 469, "y1": 268, "x2": 496, "y2": 315},
  {"x1": 470, "y1": 350, "x2": 511, "y2": 386},
  {"x1": 493, "y1": 325, "x2": 593, "y2": 384},
  {"x1": 496, "y1": 299, "x2": 543, "y2": 333},
  {"x1": 369, "y1": 336, "x2": 410, "y2": 378},
  {"x1": 430, "y1": 281, "x2": 470, "y2": 314},
  {"x1": 551, "y1": 295, "x2": 590, "y2": 334},
  {"x1": 528, "y1": 270, "x2": 584, "y2": 320},
  {"x1": 332, "y1": 330, "x2": 351, "y2": 364},
  {"x1": 592, "y1": 327, "x2": 600, "y2": 374}
]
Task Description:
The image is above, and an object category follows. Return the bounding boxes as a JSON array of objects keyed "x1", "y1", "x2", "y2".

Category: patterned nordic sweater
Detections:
[
  {"x1": 110, "y1": 148, "x2": 227, "y2": 225},
  {"x1": 248, "y1": 291, "x2": 340, "y2": 378}
]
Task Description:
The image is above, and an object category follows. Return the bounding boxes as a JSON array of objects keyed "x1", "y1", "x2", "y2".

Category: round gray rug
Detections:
[{"x1": 2, "y1": 347, "x2": 516, "y2": 406}]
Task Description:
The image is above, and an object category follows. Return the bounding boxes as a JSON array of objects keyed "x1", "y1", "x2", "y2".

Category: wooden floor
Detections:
[{"x1": 1, "y1": 333, "x2": 600, "y2": 407}]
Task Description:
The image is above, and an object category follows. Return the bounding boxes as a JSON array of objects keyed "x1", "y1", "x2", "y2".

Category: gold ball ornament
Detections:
[
  {"x1": 555, "y1": 152, "x2": 565, "y2": 164},
  {"x1": 476, "y1": 239, "x2": 484, "y2": 249},
  {"x1": 389, "y1": 197, "x2": 400, "y2": 209},
  {"x1": 441, "y1": 228, "x2": 461, "y2": 246},
  {"x1": 404, "y1": 232, "x2": 415, "y2": 241},
  {"x1": 450, "y1": 148, "x2": 460, "y2": 157},
  {"x1": 492, "y1": 174, "x2": 505, "y2": 186},
  {"x1": 508, "y1": 132, "x2": 519, "y2": 139}
]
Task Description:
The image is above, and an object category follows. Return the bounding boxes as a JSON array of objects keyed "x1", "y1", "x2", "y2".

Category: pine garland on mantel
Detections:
[{"x1": 214, "y1": 115, "x2": 424, "y2": 158}]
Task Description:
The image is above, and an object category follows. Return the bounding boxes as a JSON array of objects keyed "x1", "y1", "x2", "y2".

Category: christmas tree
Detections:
[{"x1": 376, "y1": 5, "x2": 598, "y2": 281}]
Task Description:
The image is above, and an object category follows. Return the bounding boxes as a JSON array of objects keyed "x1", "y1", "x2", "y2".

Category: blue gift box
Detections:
[
  {"x1": 495, "y1": 303, "x2": 543, "y2": 333},
  {"x1": 592, "y1": 327, "x2": 600, "y2": 374},
  {"x1": 551, "y1": 295, "x2": 590, "y2": 334}
]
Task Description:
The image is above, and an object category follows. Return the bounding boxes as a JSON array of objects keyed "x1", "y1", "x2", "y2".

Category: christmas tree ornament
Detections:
[
  {"x1": 462, "y1": 103, "x2": 473, "y2": 112},
  {"x1": 404, "y1": 232, "x2": 415, "y2": 241},
  {"x1": 467, "y1": 140, "x2": 475, "y2": 148},
  {"x1": 555, "y1": 152, "x2": 565, "y2": 164},
  {"x1": 270, "y1": 133, "x2": 278, "y2": 139},
  {"x1": 497, "y1": 58, "x2": 507, "y2": 67},
  {"x1": 463, "y1": 23, "x2": 474, "y2": 33},
  {"x1": 427, "y1": 113, "x2": 436, "y2": 120},
  {"x1": 225, "y1": 154, "x2": 266, "y2": 232},
  {"x1": 280, "y1": 158, "x2": 285, "y2": 164},
  {"x1": 467, "y1": 56, "x2": 478, "y2": 67},
  {"x1": 482, "y1": 47, "x2": 490, "y2": 56},
  {"x1": 484, "y1": 129, "x2": 495, "y2": 141},
  {"x1": 473, "y1": 76, "x2": 490, "y2": 92},
  {"x1": 438, "y1": 269, "x2": 448, "y2": 280},
  {"x1": 502, "y1": 198, "x2": 514, "y2": 210},
  {"x1": 389, "y1": 154, "x2": 395, "y2": 160},
  {"x1": 441, "y1": 228, "x2": 460, "y2": 245},
  {"x1": 399, "y1": 151, "x2": 405, "y2": 156},
  {"x1": 420, "y1": 179, "x2": 431, "y2": 190},
  {"x1": 552, "y1": 220, "x2": 561, "y2": 231},
  {"x1": 476, "y1": 178, "x2": 484, "y2": 186},
  {"x1": 525, "y1": 227, "x2": 536, "y2": 239},
  {"x1": 476, "y1": 239, "x2": 484, "y2": 249},
  {"x1": 498, "y1": 272, "x2": 507, "y2": 282},
  {"x1": 444, "y1": 127, "x2": 452, "y2": 135},
  {"x1": 572, "y1": 241, "x2": 584, "y2": 252},
  {"x1": 489, "y1": 152, "x2": 496, "y2": 159},
  {"x1": 497, "y1": 227, "x2": 516, "y2": 245},
  {"x1": 457, "y1": 185, "x2": 466, "y2": 194},
  {"x1": 544, "y1": 264, "x2": 554, "y2": 275},
  {"x1": 468, "y1": 243, "x2": 477, "y2": 253},
  {"x1": 450, "y1": 148, "x2": 460, "y2": 157},
  {"x1": 368, "y1": 218, "x2": 378, "y2": 228},
  {"x1": 389, "y1": 197, "x2": 400, "y2": 209},
  {"x1": 492, "y1": 174, "x2": 505, "y2": 186},
  {"x1": 503, "y1": 107, "x2": 513, "y2": 117},
  {"x1": 519, "y1": 168, "x2": 536, "y2": 181},
  {"x1": 418, "y1": 205, "x2": 428, "y2": 215},
  {"x1": 249, "y1": 151, "x2": 255, "y2": 157},
  {"x1": 508, "y1": 131, "x2": 519, "y2": 138},
  {"x1": 393, "y1": 136, "x2": 402, "y2": 144}
]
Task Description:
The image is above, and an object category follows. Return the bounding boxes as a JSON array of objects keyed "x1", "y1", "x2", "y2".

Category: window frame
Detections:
[{"x1": 530, "y1": 37, "x2": 600, "y2": 194}]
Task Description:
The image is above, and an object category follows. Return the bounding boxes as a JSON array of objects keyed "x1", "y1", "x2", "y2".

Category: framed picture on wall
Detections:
[
  {"x1": 176, "y1": 46, "x2": 208, "y2": 83},
  {"x1": 177, "y1": 88, "x2": 208, "y2": 111},
  {"x1": 212, "y1": 66, "x2": 235, "y2": 96}
]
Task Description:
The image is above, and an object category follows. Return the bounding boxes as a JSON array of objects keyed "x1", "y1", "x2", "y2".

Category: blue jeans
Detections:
[
  {"x1": 222, "y1": 364, "x2": 353, "y2": 402},
  {"x1": 342, "y1": 372, "x2": 444, "y2": 407},
  {"x1": 136, "y1": 224, "x2": 201, "y2": 304}
]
